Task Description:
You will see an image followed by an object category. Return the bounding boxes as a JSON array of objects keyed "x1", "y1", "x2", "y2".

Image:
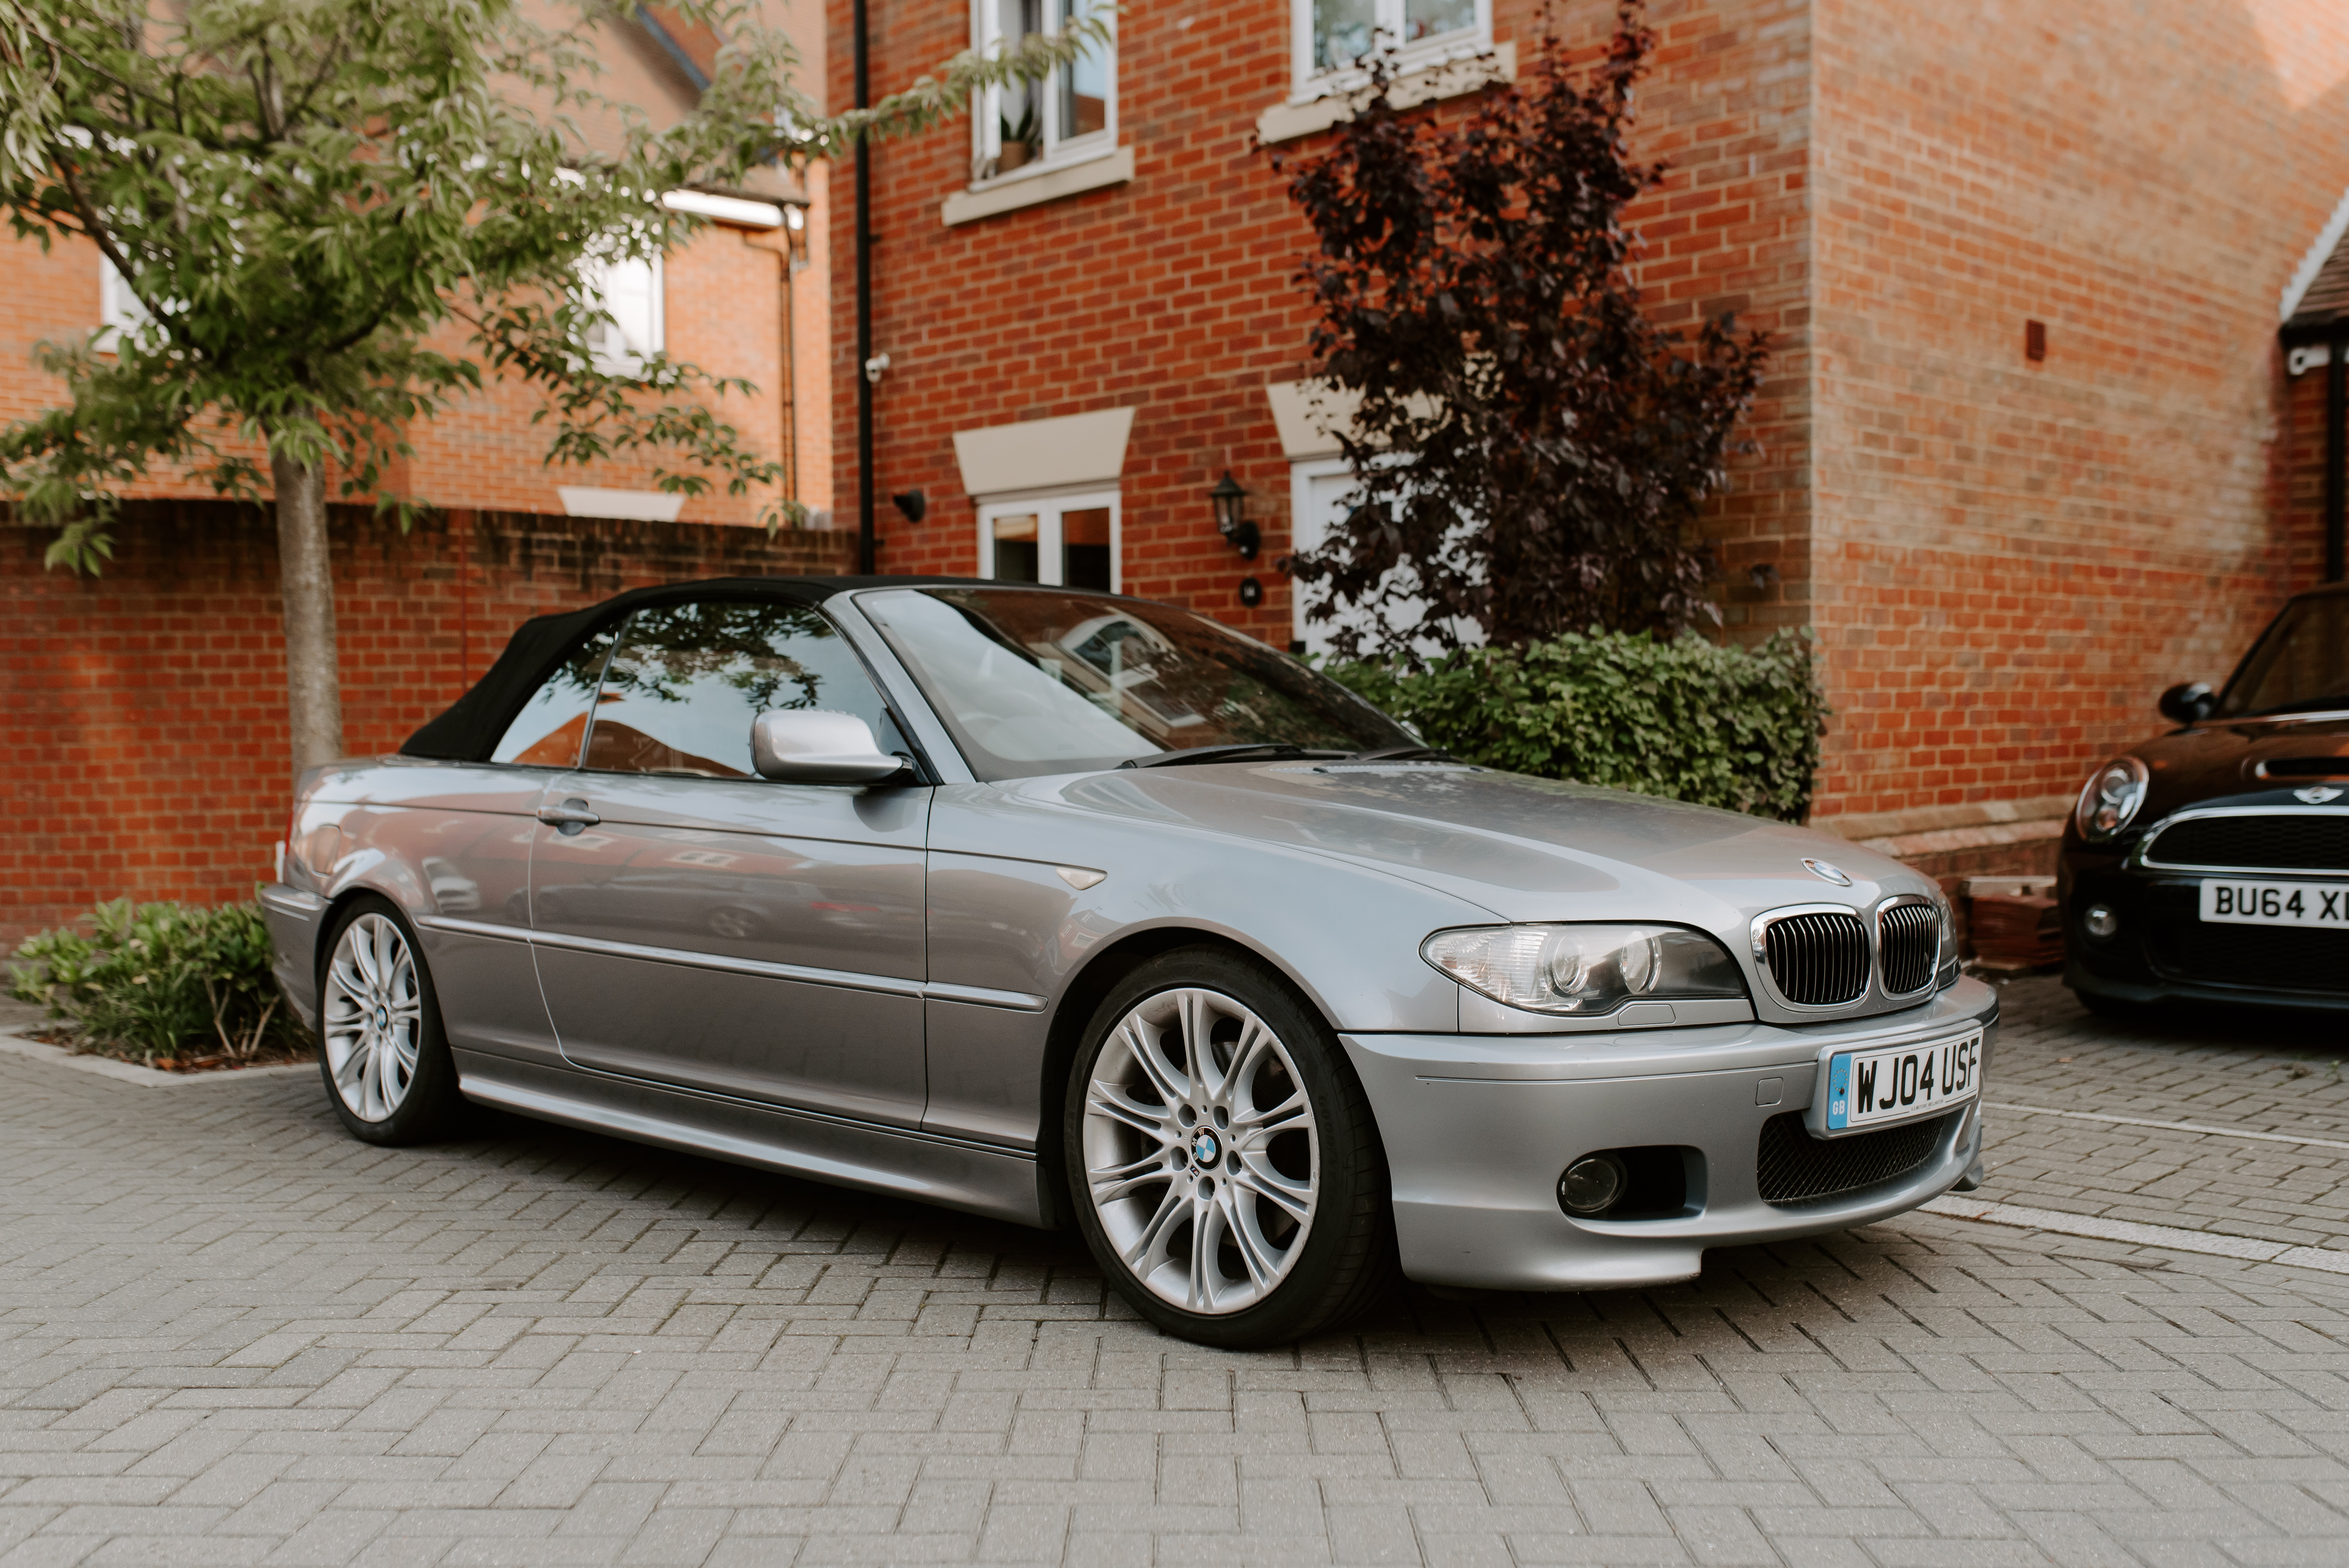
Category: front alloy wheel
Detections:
[
  {"x1": 1066, "y1": 949, "x2": 1394, "y2": 1347},
  {"x1": 318, "y1": 897, "x2": 463, "y2": 1144},
  {"x1": 1083, "y1": 987, "x2": 1319, "y2": 1315}
]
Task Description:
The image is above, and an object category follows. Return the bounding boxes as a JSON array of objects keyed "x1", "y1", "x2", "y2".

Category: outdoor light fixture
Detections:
[
  {"x1": 1209, "y1": 471, "x2": 1259, "y2": 559},
  {"x1": 891, "y1": 489, "x2": 926, "y2": 524}
]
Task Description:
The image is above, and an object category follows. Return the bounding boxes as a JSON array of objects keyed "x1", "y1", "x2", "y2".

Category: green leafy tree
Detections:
[{"x1": 0, "y1": 0, "x2": 1101, "y2": 773}]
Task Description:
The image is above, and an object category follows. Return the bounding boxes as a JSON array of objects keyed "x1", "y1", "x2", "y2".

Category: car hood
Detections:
[
  {"x1": 2121, "y1": 715, "x2": 2349, "y2": 823},
  {"x1": 1042, "y1": 760, "x2": 1936, "y2": 931}
]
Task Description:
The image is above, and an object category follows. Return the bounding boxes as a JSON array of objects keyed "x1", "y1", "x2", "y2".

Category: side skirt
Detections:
[{"x1": 454, "y1": 1051, "x2": 1048, "y2": 1227}]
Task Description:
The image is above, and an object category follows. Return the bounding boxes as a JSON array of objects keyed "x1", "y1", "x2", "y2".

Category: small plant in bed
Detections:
[{"x1": 7, "y1": 898, "x2": 313, "y2": 1073}]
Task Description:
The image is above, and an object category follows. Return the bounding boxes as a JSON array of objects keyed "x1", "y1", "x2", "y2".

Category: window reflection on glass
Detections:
[
  {"x1": 492, "y1": 627, "x2": 618, "y2": 766},
  {"x1": 993, "y1": 514, "x2": 1041, "y2": 583},
  {"x1": 1314, "y1": 0, "x2": 1376, "y2": 69},
  {"x1": 1062, "y1": 507, "x2": 1112, "y2": 590},
  {"x1": 580, "y1": 601, "x2": 901, "y2": 779},
  {"x1": 1403, "y1": 0, "x2": 1474, "y2": 41},
  {"x1": 1057, "y1": 0, "x2": 1109, "y2": 140},
  {"x1": 859, "y1": 587, "x2": 1414, "y2": 781}
]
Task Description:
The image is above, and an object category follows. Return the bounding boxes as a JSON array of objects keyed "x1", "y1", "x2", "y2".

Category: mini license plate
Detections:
[
  {"x1": 1823, "y1": 1030, "x2": 1984, "y2": 1134},
  {"x1": 2199, "y1": 878, "x2": 2349, "y2": 929}
]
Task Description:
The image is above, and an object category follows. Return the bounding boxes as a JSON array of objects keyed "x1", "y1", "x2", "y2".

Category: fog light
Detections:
[
  {"x1": 2082, "y1": 903, "x2": 2119, "y2": 939},
  {"x1": 1558, "y1": 1155, "x2": 1627, "y2": 1215}
]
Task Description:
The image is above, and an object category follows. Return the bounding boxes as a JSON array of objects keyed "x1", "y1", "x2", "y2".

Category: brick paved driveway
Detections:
[{"x1": 6, "y1": 979, "x2": 2349, "y2": 1566}]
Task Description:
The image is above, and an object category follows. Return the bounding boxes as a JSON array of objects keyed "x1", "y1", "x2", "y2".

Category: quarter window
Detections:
[
  {"x1": 492, "y1": 626, "x2": 621, "y2": 766},
  {"x1": 970, "y1": 0, "x2": 1115, "y2": 185},
  {"x1": 978, "y1": 494, "x2": 1118, "y2": 591},
  {"x1": 579, "y1": 600, "x2": 905, "y2": 779},
  {"x1": 1294, "y1": 0, "x2": 1489, "y2": 96}
]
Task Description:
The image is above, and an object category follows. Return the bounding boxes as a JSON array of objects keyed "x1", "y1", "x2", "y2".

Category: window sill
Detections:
[
  {"x1": 942, "y1": 146, "x2": 1135, "y2": 227},
  {"x1": 1255, "y1": 41, "x2": 1516, "y2": 145}
]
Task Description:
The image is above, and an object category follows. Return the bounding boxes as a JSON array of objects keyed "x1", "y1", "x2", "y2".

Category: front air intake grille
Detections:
[
  {"x1": 1878, "y1": 903, "x2": 1940, "y2": 996},
  {"x1": 1756, "y1": 1111, "x2": 1950, "y2": 1206},
  {"x1": 1762, "y1": 911, "x2": 1871, "y2": 1005},
  {"x1": 2144, "y1": 813, "x2": 2349, "y2": 873}
]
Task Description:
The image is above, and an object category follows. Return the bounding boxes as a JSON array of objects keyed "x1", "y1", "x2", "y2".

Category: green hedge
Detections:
[
  {"x1": 8, "y1": 898, "x2": 298, "y2": 1066},
  {"x1": 1327, "y1": 629, "x2": 1828, "y2": 821}
]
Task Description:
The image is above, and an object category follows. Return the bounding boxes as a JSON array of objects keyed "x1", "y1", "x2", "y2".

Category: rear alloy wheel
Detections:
[
  {"x1": 319, "y1": 897, "x2": 464, "y2": 1144},
  {"x1": 1066, "y1": 948, "x2": 1394, "y2": 1347}
]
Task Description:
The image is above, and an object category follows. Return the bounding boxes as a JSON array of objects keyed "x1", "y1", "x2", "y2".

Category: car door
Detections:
[
  {"x1": 400, "y1": 621, "x2": 625, "y2": 1068},
  {"x1": 528, "y1": 595, "x2": 932, "y2": 1127}
]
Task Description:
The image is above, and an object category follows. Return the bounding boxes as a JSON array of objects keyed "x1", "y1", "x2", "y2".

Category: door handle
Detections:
[{"x1": 537, "y1": 798, "x2": 601, "y2": 835}]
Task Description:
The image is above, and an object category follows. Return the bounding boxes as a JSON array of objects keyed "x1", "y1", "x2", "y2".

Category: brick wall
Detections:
[
  {"x1": 1805, "y1": 0, "x2": 2349, "y2": 822},
  {"x1": 828, "y1": 0, "x2": 1811, "y2": 648},
  {"x1": 0, "y1": 508, "x2": 852, "y2": 950}
]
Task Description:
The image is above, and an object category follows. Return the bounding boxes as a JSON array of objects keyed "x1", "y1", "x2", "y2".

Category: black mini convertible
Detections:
[{"x1": 2062, "y1": 582, "x2": 2349, "y2": 1016}]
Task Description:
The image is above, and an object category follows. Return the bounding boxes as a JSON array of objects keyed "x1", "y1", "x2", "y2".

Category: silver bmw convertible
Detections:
[{"x1": 260, "y1": 576, "x2": 1995, "y2": 1346}]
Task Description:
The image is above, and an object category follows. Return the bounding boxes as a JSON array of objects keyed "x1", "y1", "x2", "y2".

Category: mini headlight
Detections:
[
  {"x1": 2074, "y1": 755, "x2": 2150, "y2": 841},
  {"x1": 1422, "y1": 923, "x2": 1747, "y2": 1016}
]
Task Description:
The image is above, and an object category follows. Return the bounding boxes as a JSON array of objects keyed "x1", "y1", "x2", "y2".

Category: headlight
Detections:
[
  {"x1": 1931, "y1": 887, "x2": 1959, "y2": 985},
  {"x1": 2074, "y1": 755, "x2": 2149, "y2": 841},
  {"x1": 1422, "y1": 923, "x2": 1748, "y2": 1016}
]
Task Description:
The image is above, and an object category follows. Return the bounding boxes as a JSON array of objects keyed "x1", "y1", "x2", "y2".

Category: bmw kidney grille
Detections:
[{"x1": 1763, "y1": 911, "x2": 1871, "y2": 1006}]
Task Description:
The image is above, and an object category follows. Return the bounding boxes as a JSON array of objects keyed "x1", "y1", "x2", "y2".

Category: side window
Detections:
[
  {"x1": 582, "y1": 600, "x2": 907, "y2": 779},
  {"x1": 490, "y1": 626, "x2": 620, "y2": 765}
]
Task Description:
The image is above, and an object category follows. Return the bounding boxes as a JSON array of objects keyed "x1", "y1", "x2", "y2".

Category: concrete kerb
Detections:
[{"x1": 0, "y1": 1029, "x2": 316, "y2": 1087}]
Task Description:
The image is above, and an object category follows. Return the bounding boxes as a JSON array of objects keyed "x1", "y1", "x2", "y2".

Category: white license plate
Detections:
[
  {"x1": 2199, "y1": 879, "x2": 2349, "y2": 929},
  {"x1": 1824, "y1": 1031, "x2": 1983, "y2": 1134}
]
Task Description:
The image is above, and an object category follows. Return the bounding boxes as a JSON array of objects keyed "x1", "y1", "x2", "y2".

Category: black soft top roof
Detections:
[{"x1": 399, "y1": 574, "x2": 1003, "y2": 762}]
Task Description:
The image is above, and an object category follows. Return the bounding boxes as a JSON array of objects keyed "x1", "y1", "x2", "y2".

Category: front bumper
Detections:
[
  {"x1": 1342, "y1": 978, "x2": 1997, "y2": 1291},
  {"x1": 2062, "y1": 854, "x2": 2349, "y2": 1014}
]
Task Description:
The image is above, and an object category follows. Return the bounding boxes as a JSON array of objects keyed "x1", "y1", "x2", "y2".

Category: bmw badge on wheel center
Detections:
[{"x1": 259, "y1": 576, "x2": 1994, "y2": 1347}]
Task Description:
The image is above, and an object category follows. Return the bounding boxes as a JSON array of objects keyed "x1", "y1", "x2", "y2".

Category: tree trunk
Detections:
[{"x1": 271, "y1": 449, "x2": 345, "y2": 777}]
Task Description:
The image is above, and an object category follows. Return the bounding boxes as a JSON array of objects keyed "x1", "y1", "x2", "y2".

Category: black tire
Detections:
[
  {"x1": 315, "y1": 895, "x2": 466, "y2": 1145},
  {"x1": 1062, "y1": 946, "x2": 1396, "y2": 1348}
]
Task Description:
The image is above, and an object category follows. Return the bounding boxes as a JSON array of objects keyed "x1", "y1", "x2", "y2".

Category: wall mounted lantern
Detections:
[{"x1": 1210, "y1": 471, "x2": 1258, "y2": 559}]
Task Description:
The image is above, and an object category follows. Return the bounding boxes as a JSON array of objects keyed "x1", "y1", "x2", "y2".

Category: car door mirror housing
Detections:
[
  {"x1": 751, "y1": 710, "x2": 910, "y2": 784},
  {"x1": 2157, "y1": 681, "x2": 2215, "y2": 725}
]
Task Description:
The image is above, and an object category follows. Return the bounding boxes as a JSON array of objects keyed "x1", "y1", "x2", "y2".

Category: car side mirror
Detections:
[
  {"x1": 751, "y1": 710, "x2": 910, "y2": 784},
  {"x1": 2157, "y1": 681, "x2": 2215, "y2": 725}
]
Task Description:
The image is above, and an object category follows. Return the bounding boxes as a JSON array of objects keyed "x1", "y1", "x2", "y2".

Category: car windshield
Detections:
[
  {"x1": 2215, "y1": 592, "x2": 2349, "y2": 718},
  {"x1": 855, "y1": 586, "x2": 1417, "y2": 780}
]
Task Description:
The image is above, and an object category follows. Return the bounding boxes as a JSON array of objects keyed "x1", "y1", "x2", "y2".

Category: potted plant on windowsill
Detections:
[{"x1": 996, "y1": 103, "x2": 1040, "y2": 172}]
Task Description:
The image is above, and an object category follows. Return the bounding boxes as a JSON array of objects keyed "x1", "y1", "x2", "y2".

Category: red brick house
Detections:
[
  {"x1": 829, "y1": 0, "x2": 2349, "y2": 871},
  {"x1": 1, "y1": 5, "x2": 847, "y2": 947}
]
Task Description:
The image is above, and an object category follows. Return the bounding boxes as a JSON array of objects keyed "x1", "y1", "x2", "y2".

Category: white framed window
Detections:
[
  {"x1": 976, "y1": 490, "x2": 1119, "y2": 591},
  {"x1": 582, "y1": 253, "x2": 664, "y2": 372},
  {"x1": 96, "y1": 256, "x2": 155, "y2": 351},
  {"x1": 1291, "y1": 0, "x2": 1492, "y2": 100},
  {"x1": 1289, "y1": 456, "x2": 1480, "y2": 659},
  {"x1": 969, "y1": 0, "x2": 1115, "y2": 186}
]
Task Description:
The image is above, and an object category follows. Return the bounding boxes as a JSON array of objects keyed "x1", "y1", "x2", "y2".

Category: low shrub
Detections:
[
  {"x1": 7, "y1": 898, "x2": 300, "y2": 1066},
  {"x1": 1327, "y1": 629, "x2": 1828, "y2": 821}
]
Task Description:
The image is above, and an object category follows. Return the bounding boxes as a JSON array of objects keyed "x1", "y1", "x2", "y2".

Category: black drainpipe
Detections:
[
  {"x1": 2328, "y1": 339, "x2": 2347, "y2": 583},
  {"x1": 853, "y1": 0, "x2": 875, "y2": 576}
]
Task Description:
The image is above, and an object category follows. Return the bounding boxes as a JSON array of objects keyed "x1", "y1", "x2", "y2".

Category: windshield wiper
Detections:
[
  {"x1": 1347, "y1": 744, "x2": 1458, "y2": 763},
  {"x1": 1120, "y1": 743, "x2": 1351, "y2": 769}
]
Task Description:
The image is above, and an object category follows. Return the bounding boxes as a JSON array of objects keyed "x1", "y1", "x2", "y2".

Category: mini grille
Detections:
[
  {"x1": 2144, "y1": 813, "x2": 2349, "y2": 872},
  {"x1": 1762, "y1": 911, "x2": 1870, "y2": 1005},
  {"x1": 1878, "y1": 903, "x2": 1940, "y2": 995},
  {"x1": 1756, "y1": 1110, "x2": 1950, "y2": 1206}
]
